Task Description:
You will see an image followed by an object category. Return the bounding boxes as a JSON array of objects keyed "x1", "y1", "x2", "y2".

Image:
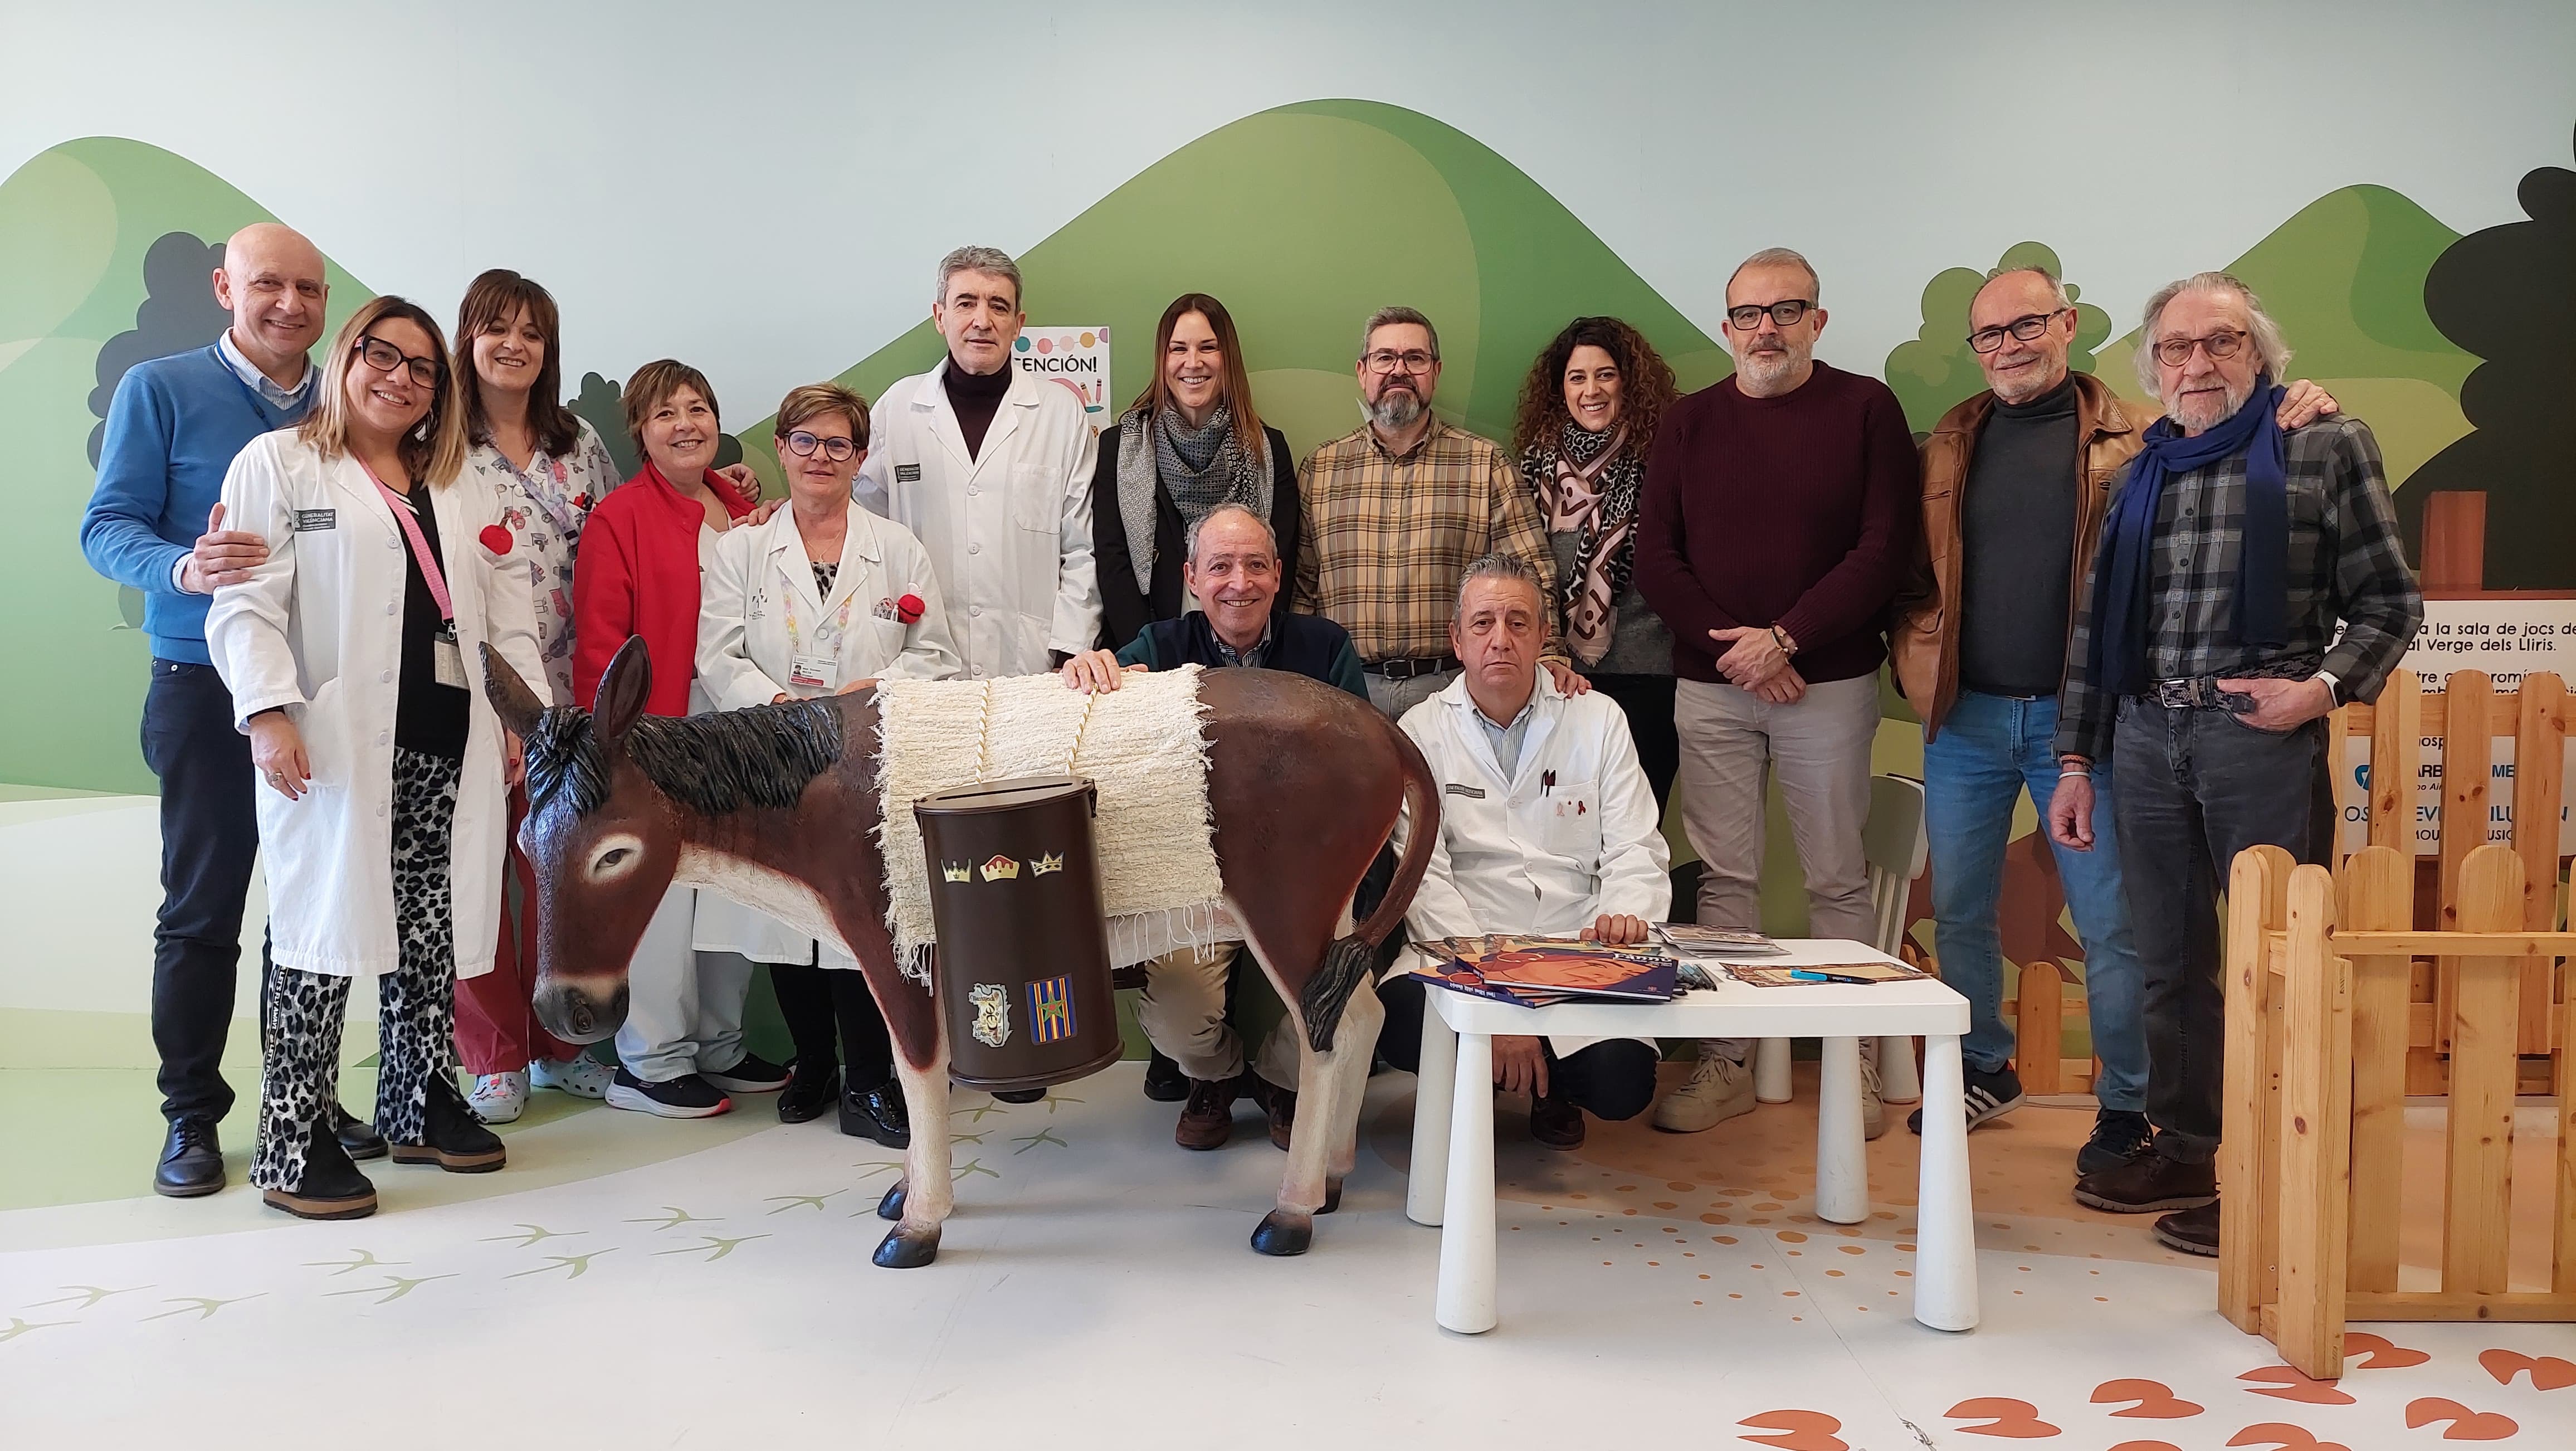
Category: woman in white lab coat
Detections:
[
  {"x1": 696, "y1": 383, "x2": 960, "y2": 1145},
  {"x1": 208, "y1": 296, "x2": 544, "y2": 1220}
]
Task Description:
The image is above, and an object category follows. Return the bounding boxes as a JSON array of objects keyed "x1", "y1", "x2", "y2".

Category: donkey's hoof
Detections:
[
  {"x1": 877, "y1": 1180, "x2": 907, "y2": 1221},
  {"x1": 1321, "y1": 1177, "x2": 1344, "y2": 1215},
  {"x1": 872, "y1": 1225, "x2": 940, "y2": 1269},
  {"x1": 1251, "y1": 1210, "x2": 1313, "y2": 1257}
]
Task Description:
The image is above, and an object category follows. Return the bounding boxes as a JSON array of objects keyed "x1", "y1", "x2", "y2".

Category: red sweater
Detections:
[
  {"x1": 1633, "y1": 362, "x2": 1919, "y2": 685},
  {"x1": 571, "y1": 464, "x2": 755, "y2": 715}
]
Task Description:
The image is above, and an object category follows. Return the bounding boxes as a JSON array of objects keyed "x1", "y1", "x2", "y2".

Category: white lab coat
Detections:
[
  {"x1": 207, "y1": 431, "x2": 543, "y2": 978},
  {"x1": 1394, "y1": 670, "x2": 1671, "y2": 1055},
  {"x1": 691, "y1": 501, "x2": 963, "y2": 966},
  {"x1": 854, "y1": 360, "x2": 1099, "y2": 678}
]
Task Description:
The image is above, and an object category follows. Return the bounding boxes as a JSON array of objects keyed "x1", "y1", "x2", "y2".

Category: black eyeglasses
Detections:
[
  {"x1": 354, "y1": 335, "x2": 441, "y2": 389},
  {"x1": 1725, "y1": 299, "x2": 1814, "y2": 330},
  {"x1": 783, "y1": 430, "x2": 857, "y2": 462},
  {"x1": 2153, "y1": 329, "x2": 2249, "y2": 367},
  {"x1": 1968, "y1": 309, "x2": 2070, "y2": 354}
]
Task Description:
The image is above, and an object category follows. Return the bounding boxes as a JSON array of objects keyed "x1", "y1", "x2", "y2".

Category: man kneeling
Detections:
[
  {"x1": 1379, "y1": 554, "x2": 1671, "y2": 1148},
  {"x1": 1061, "y1": 503, "x2": 1368, "y2": 1150}
]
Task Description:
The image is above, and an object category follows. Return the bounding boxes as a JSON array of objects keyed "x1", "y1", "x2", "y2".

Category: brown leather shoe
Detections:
[
  {"x1": 1252, "y1": 1077, "x2": 1296, "y2": 1151},
  {"x1": 1174, "y1": 1078, "x2": 1236, "y2": 1151},
  {"x1": 1529, "y1": 1092, "x2": 1585, "y2": 1149}
]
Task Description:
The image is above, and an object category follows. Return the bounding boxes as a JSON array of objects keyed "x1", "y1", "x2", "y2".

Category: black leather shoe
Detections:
[
  {"x1": 779, "y1": 1063, "x2": 842, "y2": 1124},
  {"x1": 840, "y1": 1082, "x2": 912, "y2": 1148},
  {"x1": 154, "y1": 1116, "x2": 225, "y2": 1198},
  {"x1": 1141, "y1": 1049, "x2": 1188, "y2": 1103},
  {"x1": 389, "y1": 1074, "x2": 506, "y2": 1172},
  {"x1": 333, "y1": 1102, "x2": 387, "y2": 1162},
  {"x1": 1529, "y1": 1092, "x2": 1585, "y2": 1150},
  {"x1": 2153, "y1": 1199, "x2": 2221, "y2": 1256},
  {"x1": 263, "y1": 1117, "x2": 378, "y2": 1219},
  {"x1": 2074, "y1": 1146, "x2": 2216, "y2": 1213}
]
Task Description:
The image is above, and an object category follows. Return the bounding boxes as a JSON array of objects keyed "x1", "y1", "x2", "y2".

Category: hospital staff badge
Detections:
[{"x1": 968, "y1": 983, "x2": 1011, "y2": 1048}]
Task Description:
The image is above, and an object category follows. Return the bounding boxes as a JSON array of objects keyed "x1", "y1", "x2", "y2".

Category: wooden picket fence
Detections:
[{"x1": 2219, "y1": 841, "x2": 2576, "y2": 1379}]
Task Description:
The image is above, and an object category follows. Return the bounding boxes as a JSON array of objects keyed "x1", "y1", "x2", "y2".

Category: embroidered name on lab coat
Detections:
[{"x1": 1444, "y1": 783, "x2": 1485, "y2": 800}]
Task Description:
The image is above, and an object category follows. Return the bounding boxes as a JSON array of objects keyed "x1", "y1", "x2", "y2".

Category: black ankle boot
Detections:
[
  {"x1": 390, "y1": 1074, "x2": 506, "y2": 1173},
  {"x1": 840, "y1": 1081, "x2": 911, "y2": 1148},
  {"x1": 263, "y1": 1117, "x2": 377, "y2": 1219}
]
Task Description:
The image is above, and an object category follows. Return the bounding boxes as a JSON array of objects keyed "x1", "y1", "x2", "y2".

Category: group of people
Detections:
[{"x1": 82, "y1": 224, "x2": 2421, "y2": 1258}]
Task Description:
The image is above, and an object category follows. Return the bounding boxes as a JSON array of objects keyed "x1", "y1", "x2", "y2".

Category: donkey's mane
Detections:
[{"x1": 525, "y1": 698, "x2": 846, "y2": 819}]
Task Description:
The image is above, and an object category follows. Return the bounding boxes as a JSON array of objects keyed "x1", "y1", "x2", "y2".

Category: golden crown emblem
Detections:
[
  {"x1": 1031, "y1": 852, "x2": 1065, "y2": 876},
  {"x1": 941, "y1": 861, "x2": 973, "y2": 883},
  {"x1": 979, "y1": 854, "x2": 1022, "y2": 882}
]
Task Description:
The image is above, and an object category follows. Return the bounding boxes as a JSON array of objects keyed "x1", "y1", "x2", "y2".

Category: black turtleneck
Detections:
[
  {"x1": 944, "y1": 357, "x2": 1014, "y2": 460},
  {"x1": 1959, "y1": 372, "x2": 2081, "y2": 698}
]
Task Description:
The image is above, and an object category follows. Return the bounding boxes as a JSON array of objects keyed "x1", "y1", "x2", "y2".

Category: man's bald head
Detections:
[{"x1": 214, "y1": 222, "x2": 328, "y2": 381}]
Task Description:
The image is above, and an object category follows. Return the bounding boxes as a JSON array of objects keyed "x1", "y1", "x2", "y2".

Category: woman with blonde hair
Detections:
[{"x1": 209, "y1": 295, "x2": 545, "y2": 1219}]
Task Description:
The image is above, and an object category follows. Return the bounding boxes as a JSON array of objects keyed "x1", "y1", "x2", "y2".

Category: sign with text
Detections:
[{"x1": 1013, "y1": 327, "x2": 1111, "y2": 437}]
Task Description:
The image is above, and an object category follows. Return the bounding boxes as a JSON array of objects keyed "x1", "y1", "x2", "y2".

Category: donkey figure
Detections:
[{"x1": 485, "y1": 639, "x2": 1436, "y2": 1268}]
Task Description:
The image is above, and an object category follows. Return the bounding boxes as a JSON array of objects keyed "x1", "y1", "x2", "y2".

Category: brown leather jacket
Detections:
[{"x1": 1891, "y1": 372, "x2": 2160, "y2": 738}]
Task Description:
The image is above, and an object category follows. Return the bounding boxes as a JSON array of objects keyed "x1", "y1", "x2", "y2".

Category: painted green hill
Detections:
[
  {"x1": 738, "y1": 99, "x2": 1731, "y2": 495},
  {"x1": 0, "y1": 137, "x2": 374, "y2": 792}
]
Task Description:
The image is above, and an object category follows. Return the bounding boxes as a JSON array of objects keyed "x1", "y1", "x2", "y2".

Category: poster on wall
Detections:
[
  {"x1": 2331, "y1": 598, "x2": 2576, "y2": 855},
  {"x1": 1014, "y1": 327, "x2": 1111, "y2": 438}
]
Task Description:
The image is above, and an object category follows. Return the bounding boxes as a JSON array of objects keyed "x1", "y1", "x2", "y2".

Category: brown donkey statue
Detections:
[{"x1": 484, "y1": 638, "x2": 1436, "y2": 1269}]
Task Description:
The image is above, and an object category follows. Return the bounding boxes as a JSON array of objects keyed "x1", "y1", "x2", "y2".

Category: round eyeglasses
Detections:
[
  {"x1": 783, "y1": 430, "x2": 858, "y2": 462},
  {"x1": 2153, "y1": 329, "x2": 2250, "y2": 367}
]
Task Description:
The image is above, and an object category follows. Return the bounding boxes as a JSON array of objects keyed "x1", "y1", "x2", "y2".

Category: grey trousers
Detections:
[
  {"x1": 615, "y1": 885, "x2": 753, "y2": 1084},
  {"x1": 1364, "y1": 665, "x2": 1459, "y2": 719},
  {"x1": 1674, "y1": 674, "x2": 1882, "y2": 1063}
]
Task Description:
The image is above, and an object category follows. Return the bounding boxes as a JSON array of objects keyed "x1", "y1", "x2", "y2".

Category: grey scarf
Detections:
[{"x1": 1116, "y1": 402, "x2": 1272, "y2": 593}]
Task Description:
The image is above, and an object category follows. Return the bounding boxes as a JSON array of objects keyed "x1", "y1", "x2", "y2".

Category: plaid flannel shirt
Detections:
[
  {"x1": 1292, "y1": 418, "x2": 1565, "y2": 664},
  {"x1": 2056, "y1": 415, "x2": 2422, "y2": 762}
]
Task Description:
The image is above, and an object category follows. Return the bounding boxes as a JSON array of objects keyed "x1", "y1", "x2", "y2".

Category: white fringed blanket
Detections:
[{"x1": 875, "y1": 666, "x2": 1229, "y2": 979}]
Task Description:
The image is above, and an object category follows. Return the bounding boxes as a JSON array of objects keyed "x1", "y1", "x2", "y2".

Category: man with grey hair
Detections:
[
  {"x1": 1635, "y1": 246, "x2": 1917, "y2": 1136},
  {"x1": 1889, "y1": 267, "x2": 2336, "y2": 1176},
  {"x1": 1293, "y1": 305, "x2": 1574, "y2": 718},
  {"x1": 1059, "y1": 501, "x2": 1364, "y2": 1147},
  {"x1": 1372, "y1": 551, "x2": 1670, "y2": 1150},
  {"x1": 860, "y1": 245, "x2": 1099, "y2": 680},
  {"x1": 2048, "y1": 271, "x2": 2419, "y2": 1255}
]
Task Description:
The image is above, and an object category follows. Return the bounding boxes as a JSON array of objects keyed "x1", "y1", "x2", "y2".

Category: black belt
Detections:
[
  {"x1": 1365, "y1": 655, "x2": 1459, "y2": 681},
  {"x1": 2141, "y1": 654, "x2": 2324, "y2": 710}
]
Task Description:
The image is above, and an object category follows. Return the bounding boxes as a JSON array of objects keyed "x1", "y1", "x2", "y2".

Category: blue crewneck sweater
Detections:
[{"x1": 81, "y1": 343, "x2": 315, "y2": 664}]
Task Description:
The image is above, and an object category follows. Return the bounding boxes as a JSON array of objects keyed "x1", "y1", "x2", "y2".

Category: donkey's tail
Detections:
[{"x1": 1299, "y1": 716, "x2": 1441, "y2": 1053}]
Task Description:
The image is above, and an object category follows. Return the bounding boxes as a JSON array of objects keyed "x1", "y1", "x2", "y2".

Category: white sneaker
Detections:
[
  {"x1": 1861, "y1": 1040, "x2": 1888, "y2": 1141},
  {"x1": 1652, "y1": 1053, "x2": 1755, "y2": 1133},
  {"x1": 468, "y1": 1070, "x2": 529, "y2": 1124},
  {"x1": 531, "y1": 1055, "x2": 615, "y2": 1099}
]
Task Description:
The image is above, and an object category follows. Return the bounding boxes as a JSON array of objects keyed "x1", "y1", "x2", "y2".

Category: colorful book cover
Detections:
[{"x1": 1416, "y1": 935, "x2": 1679, "y2": 1005}]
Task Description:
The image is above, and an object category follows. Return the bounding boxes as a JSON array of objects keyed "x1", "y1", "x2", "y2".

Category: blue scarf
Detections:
[{"x1": 2087, "y1": 374, "x2": 2289, "y2": 697}]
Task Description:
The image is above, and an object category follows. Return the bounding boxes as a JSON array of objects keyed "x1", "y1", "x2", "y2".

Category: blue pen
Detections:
[{"x1": 1788, "y1": 968, "x2": 1877, "y2": 985}]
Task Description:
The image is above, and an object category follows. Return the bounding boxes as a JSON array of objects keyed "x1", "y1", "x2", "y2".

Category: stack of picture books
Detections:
[
  {"x1": 1652, "y1": 924, "x2": 1787, "y2": 957},
  {"x1": 1414, "y1": 935, "x2": 1678, "y2": 1009}
]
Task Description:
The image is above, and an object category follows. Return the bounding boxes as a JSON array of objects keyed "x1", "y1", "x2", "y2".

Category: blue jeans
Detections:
[{"x1": 1923, "y1": 690, "x2": 2146, "y2": 1111}]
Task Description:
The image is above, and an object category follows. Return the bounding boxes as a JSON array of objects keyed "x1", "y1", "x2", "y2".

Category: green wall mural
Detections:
[{"x1": 1882, "y1": 242, "x2": 2115, "y2": 436}]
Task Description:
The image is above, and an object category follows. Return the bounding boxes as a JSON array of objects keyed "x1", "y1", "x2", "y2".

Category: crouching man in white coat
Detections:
[
  {"x1": 208, "y1": 298, "x2": 545, "y2": 1220},
  {"x1": 1379, "y1": 553, "x2": 1671, "y2": 1150},
  {"x1": 695, "y1": 383, "x2": 961, "y2": 1146}
]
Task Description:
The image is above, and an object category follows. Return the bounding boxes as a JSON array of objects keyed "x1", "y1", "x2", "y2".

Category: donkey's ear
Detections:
[
  {"x1": 481, "y1": 644, "x2": 546, "y2": 740},
  {"x1": 596, "y1": 635, "x2": 655, "y2": 745}
]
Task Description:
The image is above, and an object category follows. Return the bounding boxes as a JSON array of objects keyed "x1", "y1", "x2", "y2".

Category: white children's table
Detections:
[{"x1": 1406, "y1": 938, "x2": 1977, "y2": 1335}]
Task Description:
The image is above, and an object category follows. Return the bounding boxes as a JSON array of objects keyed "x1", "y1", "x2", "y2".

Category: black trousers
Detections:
[
  {"x1": 1587, "y1": 672, "x2": 1679, "y2": 811},
  {"x1": 140, "y1": 659, "x2": 270, "y2": 1124},
  {"x1": 1373, "y1": 973, "x2": 1657, "y2": 1121},
  {"x1": 2110, "y1": 699, "x2": 2335, "y2": 1163},
  {"x1": 772, "y1": 960, "x2": 895, "y2": 1090}
]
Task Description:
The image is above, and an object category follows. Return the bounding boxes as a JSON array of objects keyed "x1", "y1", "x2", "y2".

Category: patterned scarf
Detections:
[
  {"x1": 1115, "y1": 402, "x2": 1272, "y2": 593},
  {"x1": 1526, "y1": 421, "x2": 1641, "y2": 666}
]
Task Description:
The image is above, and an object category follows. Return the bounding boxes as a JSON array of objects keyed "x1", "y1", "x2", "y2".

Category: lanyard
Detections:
[
  {"x1": 779, "y1": 561, "x2": 857, "y2": 657},
  {"x1": 362, "y1": 460, "x2": 455, "y2": 624}
]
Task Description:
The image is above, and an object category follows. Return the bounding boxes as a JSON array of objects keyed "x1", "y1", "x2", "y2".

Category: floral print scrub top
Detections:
[{"x1": 462, "y1": 418, "x2": 621, "y2": 707}]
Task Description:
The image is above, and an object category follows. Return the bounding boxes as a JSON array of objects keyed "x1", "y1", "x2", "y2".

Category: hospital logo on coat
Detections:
[
  {"x1": 1026, "y1": 976, "x2": 1076, "y2": 1045},
  {"x1": 968, "y1": 983, "x2": 1011, "y2": 1048},
  {"x1": 979, "y1": 854, "x2": 1021, "y2": 882},
  {"x1": 941, "y1": 861, "x2": 973, "y2": 883}
]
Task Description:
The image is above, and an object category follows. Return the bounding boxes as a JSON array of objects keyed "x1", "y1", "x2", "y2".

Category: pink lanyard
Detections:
[{"x1": 361, "y1": 460, "x2": 454, "y2": 624}]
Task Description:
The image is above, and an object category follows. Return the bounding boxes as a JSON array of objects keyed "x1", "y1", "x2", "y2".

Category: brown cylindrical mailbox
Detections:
[{"x1": 915, "y1": 775, "x2": 1121, "y2": 1093}]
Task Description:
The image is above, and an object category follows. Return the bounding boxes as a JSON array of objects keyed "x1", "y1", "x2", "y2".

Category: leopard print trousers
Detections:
[{"x1": 252, "y1": 749, "x2": 464, "y2": 1191}]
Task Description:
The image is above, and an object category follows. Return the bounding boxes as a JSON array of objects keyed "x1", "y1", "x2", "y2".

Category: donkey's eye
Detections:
[{"x1": 587, "y1": 836, "x2": 645, "y2": 882}]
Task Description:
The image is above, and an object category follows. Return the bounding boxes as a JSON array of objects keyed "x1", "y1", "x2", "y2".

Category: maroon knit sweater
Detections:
[{"x1": 1632, "y1": 362, "x2": 1919, "y2": 685}]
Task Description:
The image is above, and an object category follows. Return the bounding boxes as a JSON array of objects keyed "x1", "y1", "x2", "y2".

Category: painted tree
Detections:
[
  {"x1": 86, "y1": 230, "x2": 231, "y2": 467},
  {"x1": 1882, "y1": 241, "x2": 2112, "y2": 435},
  {"x1": 2399, "y1": 124, "x2": 2576, "y2": 590},
  {"x1": 569, "y1": 371, "x2": 747, "y2": 489}
]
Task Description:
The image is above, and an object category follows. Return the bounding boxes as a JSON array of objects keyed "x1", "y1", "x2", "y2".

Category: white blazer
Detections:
[
  {"x1": 692, "y1": 501, "x2": 961, "y2": 966},
  {"x1": 1394, "y1": 670, "x2": 1671, "y2": 1054},
  {"x1": 854, "y1": 360, "x2": 1099, "y2": 678},
  {"x1": 207, "y1": 431, "x2": 543, "y2": 979}
]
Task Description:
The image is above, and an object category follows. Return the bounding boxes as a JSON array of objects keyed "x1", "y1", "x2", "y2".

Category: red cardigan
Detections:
[{"x1": 572, "y1": 463, "x2": 755, "y2": 715}]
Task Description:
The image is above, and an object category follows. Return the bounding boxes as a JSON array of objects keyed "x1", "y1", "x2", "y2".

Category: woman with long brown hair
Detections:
[
  {"x1": 447, "y1": 269, "x2": 625, "y2": 1124},
  {"x1": 1091, "y1": 293, "x2": 1301, "y2": 651},
  {"x1": 1511, "y1": 317, "x2": 1681, "y2": 805},
  {"x1": 207, "y1": 296, "x2": 545, "y2": 1218}
]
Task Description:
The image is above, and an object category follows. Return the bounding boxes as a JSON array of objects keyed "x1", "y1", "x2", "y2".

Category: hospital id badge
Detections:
[
  {"x1": 788, "y1": 652, "x2": 837, "y2": 691},
  {"x1": 433, "y1": 625, "x2": 468, "y2": 690}
]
